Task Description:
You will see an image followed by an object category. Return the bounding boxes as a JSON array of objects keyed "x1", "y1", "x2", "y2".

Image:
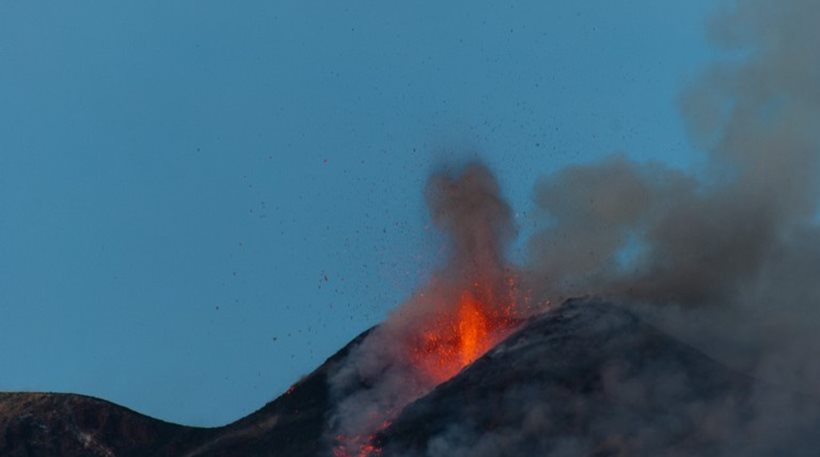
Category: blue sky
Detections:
[{"x1": 1, "y1": 0, "x2": 717, "y2": 426}]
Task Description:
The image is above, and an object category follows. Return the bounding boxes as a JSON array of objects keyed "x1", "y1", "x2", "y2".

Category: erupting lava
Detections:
[
  {"x1": 332, "y1": 163, "x2": 530, "y2": 457},
  {"x1": 409, "y1": 281, "x2": 519, "y2": 383},
  {"x1": 333, "y1": 277, "x2": 525, "y2": 457}
]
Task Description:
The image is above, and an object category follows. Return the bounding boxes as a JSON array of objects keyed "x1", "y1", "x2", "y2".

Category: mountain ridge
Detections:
[{"x1": 4, "y1": 300, "x2": 819, "y2": 456}]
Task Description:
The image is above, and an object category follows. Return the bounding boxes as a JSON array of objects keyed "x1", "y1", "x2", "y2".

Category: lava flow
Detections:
[{"x1": 333, "y1": 422, "x2": 390, "y2": 457}]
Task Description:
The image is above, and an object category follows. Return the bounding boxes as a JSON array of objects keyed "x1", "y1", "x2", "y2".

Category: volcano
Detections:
[{"x1": 3, "y1": 299, "x2": 819, "y2": 456}]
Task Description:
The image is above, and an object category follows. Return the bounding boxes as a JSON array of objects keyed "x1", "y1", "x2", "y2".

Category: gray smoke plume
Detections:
[
  {"x1": 520, "y1": 0, "x2": 820, "y2": 391},
  {"x1": 527, "y1": 0, "x2": 820, "y2": 309}
]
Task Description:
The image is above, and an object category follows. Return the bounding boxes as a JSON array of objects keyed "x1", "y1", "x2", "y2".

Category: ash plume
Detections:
[
  {"x1": 327, "y1": 164, "x2": 525, "y2": 456},
  {"x1": 425, "y1": 163, "x2": 516, "y2": 287}
]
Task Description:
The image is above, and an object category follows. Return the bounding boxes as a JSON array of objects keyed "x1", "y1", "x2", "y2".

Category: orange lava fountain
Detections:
[
  {"x1": 333, "y1": 277, "x2": 524, "y2": 457},
  {"x1": 332, "y1": 163, "x2": 530, "y2": 457},
  {"x1": 409, "y1": 281, "x2": 519, "y2": 384}
]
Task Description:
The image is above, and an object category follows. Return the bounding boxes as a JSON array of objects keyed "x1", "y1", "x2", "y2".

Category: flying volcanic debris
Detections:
[{"x1": 327, "y1": 163, "x2": 540, "y2": 457}]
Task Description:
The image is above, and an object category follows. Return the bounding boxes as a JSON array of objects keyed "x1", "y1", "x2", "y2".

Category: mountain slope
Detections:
[
  {"x1": 180, "y1": 328, "x2": 373, "y2": 457},
  {"x1": 378, "y1": 300, "x2": 820, "y2": 456},
  {"x1": 0, "y1": 392, "x2": 206, "y2": 457}
]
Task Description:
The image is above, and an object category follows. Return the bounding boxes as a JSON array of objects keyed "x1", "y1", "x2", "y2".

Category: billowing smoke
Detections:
[
  {"x1": 528, "y1": 0, "x2": 820, "y2": 308},
  {"x1": 329, "y1": 0, "x2": 820, "y2": 455},
  {"x1": 524, "y1": 0, "x2": 820, "y2": 384}
]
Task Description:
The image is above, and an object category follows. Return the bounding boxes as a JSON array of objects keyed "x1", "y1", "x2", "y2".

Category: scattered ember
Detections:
[{"x1": 333, "y1": 421, "x2": 391, "y2": 457}]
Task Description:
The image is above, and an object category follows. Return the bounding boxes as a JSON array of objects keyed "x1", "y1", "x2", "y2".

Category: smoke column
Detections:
[{"x1": 328, "y1": 164, "x2": 528, "y2": 456}]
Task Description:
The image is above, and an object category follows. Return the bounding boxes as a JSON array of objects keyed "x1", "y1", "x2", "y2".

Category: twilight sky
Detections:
[{"x1": 1, "y1": 0, "x2": 717, "y2": 426}]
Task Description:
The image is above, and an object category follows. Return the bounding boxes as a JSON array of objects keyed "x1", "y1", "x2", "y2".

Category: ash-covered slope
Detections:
[{"x1": 377, "y1": 300, "x2": 820, "y2": 456}]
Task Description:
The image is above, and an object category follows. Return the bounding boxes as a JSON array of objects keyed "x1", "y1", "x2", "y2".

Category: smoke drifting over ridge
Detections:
[
  {"x1": 527, "y1": 0, "x2": 820, "y2": 309},
  {"x1": 329, "y1": 0, "x2": 820, "y2": 455},
  {"x1": 520, "y1": 0, "x2": 820, "y2": 390}
]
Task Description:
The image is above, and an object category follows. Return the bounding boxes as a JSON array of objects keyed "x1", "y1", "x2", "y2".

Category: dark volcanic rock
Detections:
[
  {"x1": 183, "y1": 328, "x2": 372, "y2": 457},
  {"x1": 378, "y1": 299, "x2": 820, "y2": 456},
  {"x1": 0, "y1": 392, "x2": 206, "y2": 457}
]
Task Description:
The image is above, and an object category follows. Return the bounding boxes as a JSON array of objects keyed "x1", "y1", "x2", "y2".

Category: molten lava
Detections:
[
  {"x1": 457, "y1": 292, "x2": 488, "y2": 366},
  {"x1": 333, "y1": 279, "x2": 524, "y2": 457},
  {"x1": 333, "y1": 424, "x2": 389, "y2": 457},
  {"x1": 410, "y1": 281, "x2": 519, "y2": 384}
]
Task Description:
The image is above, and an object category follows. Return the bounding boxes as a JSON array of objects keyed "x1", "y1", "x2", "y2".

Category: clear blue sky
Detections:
[{"x1": 1, "y1": 1, "x2": 716, "y2": 426}]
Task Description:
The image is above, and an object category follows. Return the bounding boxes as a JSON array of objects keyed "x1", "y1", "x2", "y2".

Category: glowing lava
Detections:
[
  {"x1": 410, "y1": 281, "x2": 520, "y2": 384},
  {"x1": 333, "y1": 426, "x2": 388, "y2": 457},
  {"x1": 333, "y1": 279, "x2": 524, "y2": 457},
  {"x1": 457, "y1": 292, "x2": 487, "y2": 366}
]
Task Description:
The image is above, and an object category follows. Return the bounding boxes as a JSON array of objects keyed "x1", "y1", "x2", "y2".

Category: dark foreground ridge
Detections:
[
  {"x1": 3, "y1": 300, "x2": 819, "y2": 456},
  {"x1": 0, "y1": 328, "x2": 372, "y2": 457}
]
